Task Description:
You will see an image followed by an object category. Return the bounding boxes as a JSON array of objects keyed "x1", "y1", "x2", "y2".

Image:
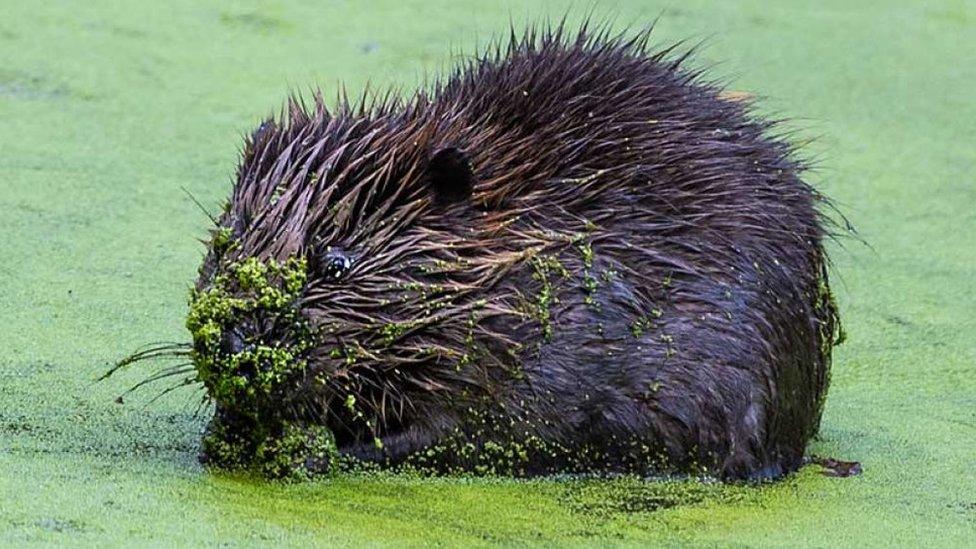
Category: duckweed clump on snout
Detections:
[
  {"x1": 187, "y1": 255, "x2": 338, "y2": 480},
  {"x1": 186, "y1": 256, "x2": 312, "y2": 408}
]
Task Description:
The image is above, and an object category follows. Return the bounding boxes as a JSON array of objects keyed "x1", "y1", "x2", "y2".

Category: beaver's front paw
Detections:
[{"x1": 254, "y1": 422, "x2": 338, "y2": 482}]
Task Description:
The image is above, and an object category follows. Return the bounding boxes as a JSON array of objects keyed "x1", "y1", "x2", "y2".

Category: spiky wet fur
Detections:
[{"x1": 177, "y1": 24, "x2": 842, "y2": 480}]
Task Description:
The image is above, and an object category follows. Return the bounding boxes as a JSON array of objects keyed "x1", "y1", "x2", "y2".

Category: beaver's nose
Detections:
[{"x1": 219, "y1": 327, "x2": 245, "y2": 355}]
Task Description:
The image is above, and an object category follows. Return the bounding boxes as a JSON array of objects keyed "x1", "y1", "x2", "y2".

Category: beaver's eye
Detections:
[{"x1": 322, "y1": 249, "x2": 352, "y2": 281}]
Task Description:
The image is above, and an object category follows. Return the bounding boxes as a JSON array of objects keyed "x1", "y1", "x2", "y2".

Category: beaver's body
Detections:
[{"x1": 189, "y1": 27, "x2": 839, "y2": 480}]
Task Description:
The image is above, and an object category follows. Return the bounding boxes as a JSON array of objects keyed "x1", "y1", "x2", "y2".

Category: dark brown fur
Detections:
[{"x1": 192, "y1": 24, "x2": 840, "y2": 480}]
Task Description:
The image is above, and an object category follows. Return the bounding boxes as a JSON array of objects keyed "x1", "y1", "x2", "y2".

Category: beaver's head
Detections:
[{"x1": 189, "y1": 102, "x2": 504, "y2": 448}]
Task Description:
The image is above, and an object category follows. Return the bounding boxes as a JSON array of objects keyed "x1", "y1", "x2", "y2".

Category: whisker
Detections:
[
  {"x1": 146, "y1": 376, "x2": 201, "y2": 406},
  {"x1": 100, "y1": 342, "x2": 193, "y2": 381},
  {"x1": 122, "y1": 365, "x2": 197, "y2": 395},
  {"x1": 182, "y1": 186, "x2": 220, "y2": 226}
]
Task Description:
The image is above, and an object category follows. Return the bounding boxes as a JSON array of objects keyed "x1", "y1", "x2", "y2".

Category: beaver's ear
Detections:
[{"x1": 427, "y1": 147, "x2": 475, "y2": 205}]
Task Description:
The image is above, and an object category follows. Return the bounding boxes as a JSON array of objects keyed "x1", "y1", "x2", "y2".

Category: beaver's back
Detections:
[{"x1": 403, "y1": 28, "x2": 838, "y2": 479}]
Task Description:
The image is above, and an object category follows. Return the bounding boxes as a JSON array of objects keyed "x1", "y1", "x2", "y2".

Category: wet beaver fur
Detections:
[{"x1": 120, "y1": 24, "x2": 842, "y2": 481}]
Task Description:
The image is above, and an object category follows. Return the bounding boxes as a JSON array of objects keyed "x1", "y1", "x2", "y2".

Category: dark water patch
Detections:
[
  {"x1": 1, "y1": 414, "x2": 52, "y2": 436},
  {"x1": 219, "y1": 12, "x2": 289, "y2": 34},
  {"x1": 559, "y1": 477, "x2": 740, "y2": 518},
  {"x1": 964, "y1": 502, "x2": 975, "y2": 519},
  {"x1": 34, "y1": 518, "x2": 87, "y2": 534},
  {"x1": 748, "y1": 15, "x2": 770, "y2": 27},
  {"x1": 949, "y1": 501, "x2": 976, "y2": 524},
  {"x1": 0, "y1": 70, "x2": 72, "y2": 101},
  {"x1": 882, "y1": 314, "x2": 913, "y2": 327}
]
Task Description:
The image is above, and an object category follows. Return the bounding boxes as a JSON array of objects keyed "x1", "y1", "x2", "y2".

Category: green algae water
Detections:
[{"x1": 2, "y1": 0, "x2": 974, "y2": 545}]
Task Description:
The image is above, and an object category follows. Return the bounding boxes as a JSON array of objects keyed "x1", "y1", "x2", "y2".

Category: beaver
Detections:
[{"x1": 115, "y1": 24, "x2": 842, "y2": 481}]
